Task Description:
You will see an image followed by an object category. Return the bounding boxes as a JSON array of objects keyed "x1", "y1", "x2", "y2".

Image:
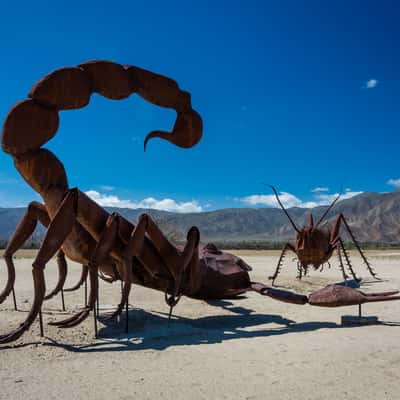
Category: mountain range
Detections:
[{"x1": 0, "y1": 190, "x2": 400, "y2": 245}]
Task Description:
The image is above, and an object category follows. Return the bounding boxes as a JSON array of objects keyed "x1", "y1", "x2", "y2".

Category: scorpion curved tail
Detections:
[{"x1": 2, "y1": 60, "x2": 203, "y2": 159}]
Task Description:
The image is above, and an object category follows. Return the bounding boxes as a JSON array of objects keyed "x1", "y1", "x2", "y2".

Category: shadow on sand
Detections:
[{"x1": 40, "y1": 297, "x2": 400, "y2": 354}]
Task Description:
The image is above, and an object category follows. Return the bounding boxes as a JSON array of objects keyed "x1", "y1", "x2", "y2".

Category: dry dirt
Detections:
[{"x1": 1, "y1": 252, "x2": 400, "y2": 399}]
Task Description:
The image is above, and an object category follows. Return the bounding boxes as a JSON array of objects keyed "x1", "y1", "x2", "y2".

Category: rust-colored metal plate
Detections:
[
  {"x1": 29, "y1": 67, "x2": 92, "y2": 110},
  {"x1": 79, "y1": 60, "x2": 133, "y2": 100},
  {"x1": 125, "y1": 66, "x2": 191, "y2": 111},
  {"x1": 1, "y1": 99, "x2": 59, "y2": 155},
  {"x1": 308, "y1": 285, "x2": 364, "y2": 307},
  {"x1": 144, "y1": 109, "x2": 203, "y2": 150}
]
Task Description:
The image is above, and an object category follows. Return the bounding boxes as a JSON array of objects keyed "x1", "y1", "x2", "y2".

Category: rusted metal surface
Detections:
[
  {"x1": 309, "y1": 285, "x2": 400, "y2": 307},
  {"x1": 0, "y1": 61, "x2": 398, "y2": 344},
  {"x1": 268, "y1": 185, "x2": 378, "y2": 285}
]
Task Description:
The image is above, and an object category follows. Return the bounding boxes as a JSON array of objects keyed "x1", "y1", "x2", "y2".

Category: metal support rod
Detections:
[
  {"x1": 119, "y1": 280, "x2": 123, "y2": 324},
  {"x1": 93, "y1": 300, "x2": 98, "y2": 339},
  {"x1": 358, "y1": 303, "x2": 362, "y2": 317},
  {"x1": 125, "y1": 298, "x2": 129, "y2": 334},
  {"x1": 96, "y1": 283, "x2": 100, "y2": 316},
  {"x1": 168, "y1": 306, "x2": 173, "y2": 326},
  {"x1": 61, "y1": 289, "x2": 66, "y2": 312},
  {"x1": 39, "y1": 309, "x2": 44, "y2": 337},
  {"x1": 12, "y1": 288, "x2": 17, "y2": 311},
  {"x1": 84, "y1": 278, "x2": 88, "y2": 307}
]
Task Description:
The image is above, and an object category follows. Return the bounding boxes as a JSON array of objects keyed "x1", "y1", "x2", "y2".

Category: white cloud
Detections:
[
  {"x1": 313, "y1": 191, "x2": 362, "y2": 204},
  {"x1": 241, "y1": 192, "x2": 318, "y2": 208},
  {"x1": 85, "y1": 190, "x2": 202, "y2": 213},
  {"x1": 311, "y1": 187, "x2": 329, "y2": 193},
  {"x1": 240, "y1": 189, "x2": 362, "y2": 209},
  {"x1": 364, "y1": 79, "x2": 378, "y2": 89},
  {"x1": 387, "y1": 178, "x2": 400, "y2": 188},
  {"x1": 98, "y1": 185, "x2": 115, "y2": 191}
]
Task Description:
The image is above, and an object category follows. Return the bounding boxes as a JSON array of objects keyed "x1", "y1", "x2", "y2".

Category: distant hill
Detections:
[{"x1": 1, "y1": 190, "x2": 400, "y2": 245}]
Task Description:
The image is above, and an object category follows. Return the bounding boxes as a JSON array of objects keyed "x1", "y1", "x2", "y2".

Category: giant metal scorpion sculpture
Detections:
[
  {"x1": 1, "y1": 60, "x2": 399, "y2": 345},
  {"x1": 267, "y1": 186, "x2": 379, "y2": 286}
]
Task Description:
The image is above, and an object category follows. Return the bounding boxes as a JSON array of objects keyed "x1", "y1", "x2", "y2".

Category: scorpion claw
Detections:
[{"x1": 309, "y1": 285, "x2": 400, "y2": 307}]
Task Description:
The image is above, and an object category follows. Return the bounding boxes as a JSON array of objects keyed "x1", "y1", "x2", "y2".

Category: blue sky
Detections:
[{"x1": 0, "y1": 0, "x2": 399, "y2": 212}]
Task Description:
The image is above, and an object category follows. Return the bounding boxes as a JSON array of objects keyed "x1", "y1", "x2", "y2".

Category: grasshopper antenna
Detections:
[
  {"x1": 262, "y1": 183, "x2": 300, "y2": 233},
  {"x1": 315, "y1": 186, "x2": 343, "y2": 227}
]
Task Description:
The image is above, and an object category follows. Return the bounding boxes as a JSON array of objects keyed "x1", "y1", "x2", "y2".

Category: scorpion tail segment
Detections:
[
  {"x1": 49, "y1": 266, "x2": 98, "y2": 329},
  {"x1": 29, "y1": 67, "x2": 92, "y2": 110},
  {"x1": 0, "y1": 256, "x2": 16, "y2": 305},
  {"x1": 0, "y1": 268, "x2": 45, "y2": 344},
  {"x1": 251, "y1": 282, "x2": 308, "y2": 305},
  {"x1": 78, "y1": 60, "x2": 133, "y2": 100},
  {"x1": 144, "y1": 109, "x2": 203, "y2": 151},
  {"x1": 44, "y1": 251, "x2": 67, "y2": 301},
  {"x1": 2, "y1": 99, "x2": 59, "y2": 156},
  {"x1": 64, "y1": 265, "x2": 89, "y2": 292}
]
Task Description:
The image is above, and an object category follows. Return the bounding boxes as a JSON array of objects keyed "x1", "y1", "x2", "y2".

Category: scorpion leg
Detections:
[
  {"x1": 101, "y1": 213, "x2": 151, "y2": 321},
  {"x1": 269, "y1": 243, "x2": 295, "y2": 286},
  {"x1": 64, "y1": 264, "x2": 89, "y2": 292},
  {"x1": 43, "y1": 250, "x2": 67, "y2": 309},
  {"x1": 0, "y1": 202, "x2": 50, "y2": 309},
  {"x1": 0, "y1": 190, "x2": 77, "y2": 344},
  {"x1": 127, "y1": 214, "x2": 200, "y2": 317},
  {"x1": 51, "y1": 212, "x2": 120, "y2": 328},
  {"x1": 132, "y1": 214, "x2": 200, "y2": 290}
]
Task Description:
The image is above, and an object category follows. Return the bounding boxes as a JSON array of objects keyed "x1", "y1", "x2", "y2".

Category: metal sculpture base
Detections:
[
  {"x1": 341, "y1": 305, "x2": 379, "y2": 325},
  {"x1": 341, "y1": 315, "x2": 379, "y2": 326}
]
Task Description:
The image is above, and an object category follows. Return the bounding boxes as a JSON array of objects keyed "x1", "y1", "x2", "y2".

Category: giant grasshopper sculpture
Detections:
[
  {"x1": 1, "y1": 60, "x2": 399, "y2": 345},
  {"x1": 267, "y1": 185, "x2": 378, "y2": 286}
]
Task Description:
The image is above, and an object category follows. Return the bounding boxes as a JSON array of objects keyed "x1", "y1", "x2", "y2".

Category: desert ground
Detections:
[{"x1": 1, "y1": 251, "x2": 400, "y2": 399}]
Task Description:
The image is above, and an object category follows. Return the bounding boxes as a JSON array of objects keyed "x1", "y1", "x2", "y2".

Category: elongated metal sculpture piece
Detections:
[
  {"x1": 267, "y1": 185, "x2": 378, "y2": 285},
  {"x1": 0, "y1": 61, "x2": 398, "y2": 345}
]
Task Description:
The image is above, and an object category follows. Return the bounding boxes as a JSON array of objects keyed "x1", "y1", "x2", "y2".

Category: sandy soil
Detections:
[{"x1": 1, "y1": 253, "x2": 400, "y2": 400}]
